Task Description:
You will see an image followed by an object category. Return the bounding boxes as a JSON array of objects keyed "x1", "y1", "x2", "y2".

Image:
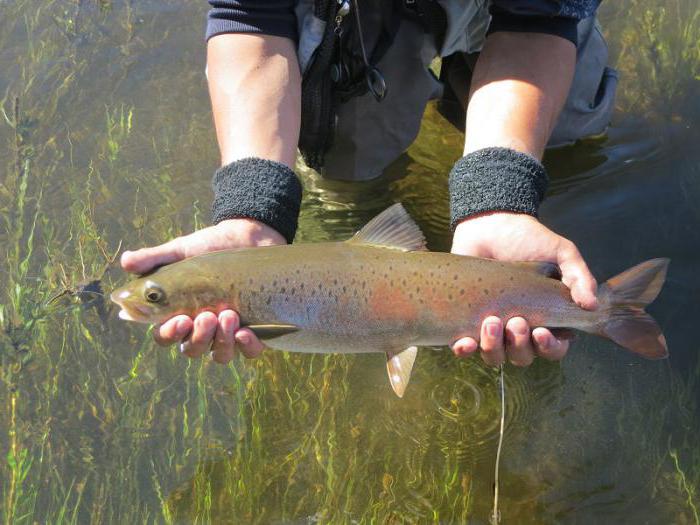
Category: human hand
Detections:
[
  {"x1": 120, "y1": 218, "x2": 286, "y2": 363},
  {"x1": 450, "y1": 211, "x2": 598, "y2": 367}
]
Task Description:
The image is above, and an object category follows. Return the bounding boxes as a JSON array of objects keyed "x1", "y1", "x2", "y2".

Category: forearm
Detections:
[
  {"x1": 464, "y1": 31, "x2": 576, "y2": 160},
  {"x1": 207, "y1": 33, "x2": 301, "y2": 168}
]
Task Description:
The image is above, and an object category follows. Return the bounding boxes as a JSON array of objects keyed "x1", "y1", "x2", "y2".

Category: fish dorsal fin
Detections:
[
  {"x1": 348, "y1": 203, "x2": 427, "y2": 251},
  {"x1": 513, "y1": 261, "x2": 562, "y2": 279},
  {"x1": 386, "y1": 346, "x2": 418, "y2": 398}
]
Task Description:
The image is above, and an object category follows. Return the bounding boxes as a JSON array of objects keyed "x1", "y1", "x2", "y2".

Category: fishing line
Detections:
[{"x1": 491, "y1": 364, "x2": 505, "y2": 525}]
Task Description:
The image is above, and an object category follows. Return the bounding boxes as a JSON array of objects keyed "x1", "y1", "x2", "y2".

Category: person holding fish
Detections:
[{"x1": 120, "y1": 1, "x2": 619, "y2": 368}]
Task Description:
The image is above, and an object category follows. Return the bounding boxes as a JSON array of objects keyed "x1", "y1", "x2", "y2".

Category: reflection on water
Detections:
[{"x1": 0, "y1": 0, "x2": 698, "y2": 523}]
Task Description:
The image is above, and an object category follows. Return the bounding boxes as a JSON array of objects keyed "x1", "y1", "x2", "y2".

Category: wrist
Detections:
[
  {"x1": 215, "y1": 218, "x2": 287, "y2": 247},
  {"x1": 212, "y1": 157, "x2": 303, "y2": 244},
  {"x1": 449, "y1": 147, "x2": 548, "y2": 230}
]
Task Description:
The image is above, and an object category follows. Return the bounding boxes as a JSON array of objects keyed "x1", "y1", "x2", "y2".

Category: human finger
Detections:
[
  {"x1": 234, "y1": 327, "x2": 265, "y2": 359},
  {"x1": 479, "y1": 316, "x2": 505, "y2": 367},
  {"x1": 181, "y1": 311, "x2": 218, "y2": 358},
  {"x1": 532, "y1": 327, "x2": 569, "y2": 361},
  {"x1": 153, "y1": 315, "x2": 192, "y2": 346},
  {"x1": 120, "y1": 238, "x2": 185, "y2": 274},
  {"x1": 558, "y1": 242, "x2": 598, "y2": 311},
  {"x1": 451, "y1": 336, "x2": 478, "y2": 358},
  {"x1": 504, "y1": 317, "x2": 535, "y2": 367},
  {"x1": 211, "y1": 310, "x2": 237, "y2": 364}
]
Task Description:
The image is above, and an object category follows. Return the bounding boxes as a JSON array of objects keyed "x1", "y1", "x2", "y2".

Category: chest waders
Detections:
[
  {"x1": 298, "y1": 0, "x2": 446, "y2": 174},
  {"x1": 297, "y1": 1, "x2": 618, "y2": 181}
]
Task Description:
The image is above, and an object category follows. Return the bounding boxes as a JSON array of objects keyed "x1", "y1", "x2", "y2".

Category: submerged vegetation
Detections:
[
  {"x1": 603, "y1": 0, "x2": 700, "y2": 121},
  {"x1": 0, "y1": 0, "x2": 698, "y2": 523}
]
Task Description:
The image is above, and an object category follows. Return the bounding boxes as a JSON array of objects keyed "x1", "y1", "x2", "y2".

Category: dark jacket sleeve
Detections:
[
  {"x1": 488, "y1": 0, "x2": 602, "y2": 46},
  {"x1": 206, "y1": 0, "x2": 297, "y2": 41}
]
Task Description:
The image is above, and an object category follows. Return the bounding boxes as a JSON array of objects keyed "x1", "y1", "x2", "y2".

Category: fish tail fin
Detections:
[{"x1": 597, "y1": 258, "x2": 670, "y2": 359}]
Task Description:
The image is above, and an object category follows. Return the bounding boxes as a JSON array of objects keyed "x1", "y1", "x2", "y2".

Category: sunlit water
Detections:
[{"x1": 0, "y1": 1, "x2": 698, "y2": 523}]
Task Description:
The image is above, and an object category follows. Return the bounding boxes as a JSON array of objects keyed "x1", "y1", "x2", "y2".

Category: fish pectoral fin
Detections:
[
  {"x1": 512, "y1": 261, "x2": 562, "y2": 279},
  {"x1": 246, "y1": 324, "x2": 299, "y2": 340},
  {"x1": 386, "y1": 346, "x2": 418, "y2": 398},
  {"x1": 347, "y1": 203, "x2": 427, "y2": 252}
]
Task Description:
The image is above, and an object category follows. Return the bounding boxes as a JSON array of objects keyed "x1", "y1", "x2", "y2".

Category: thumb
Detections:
[
  {"x1": 120, "y1": 239, "x2": 185, "y2": 274},
  {"x1": 558, "y1": 243, "x2": 598, "y2": 311}
]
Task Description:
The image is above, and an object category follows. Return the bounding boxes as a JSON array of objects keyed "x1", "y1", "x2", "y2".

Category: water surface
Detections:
[{"x1": 0, "y1": 0, "x2": 698, "y2": 523}]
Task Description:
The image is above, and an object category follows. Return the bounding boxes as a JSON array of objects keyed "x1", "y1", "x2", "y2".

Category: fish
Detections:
[{"x1": 111, "y1": 204, "x2": 670, "y2": 397}]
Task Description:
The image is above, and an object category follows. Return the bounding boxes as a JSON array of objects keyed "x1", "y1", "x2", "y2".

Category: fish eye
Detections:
[{"x1": 144, "y1": 282, "x2": 165, "y2": 303}]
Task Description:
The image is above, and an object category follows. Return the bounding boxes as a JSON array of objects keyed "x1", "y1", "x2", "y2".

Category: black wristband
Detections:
[
  {"x1": 449, "y1": 147, "x2": 548, "y2": 229},
  {"x1": 211, "y1": 157, "x2": 303, "y2": 244}
]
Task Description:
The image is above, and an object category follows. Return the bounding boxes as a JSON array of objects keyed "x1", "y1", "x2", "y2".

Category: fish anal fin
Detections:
[
  {"x1": 246, "y1": 324, "x2": 299, "y2": 340},
  {"x1": 512, "y1": 261, "x2": 562, "y2": 279},
  {"x1": 347, "y1": 203, "x2": 427, "y2": 252},
  {"x1": 386, "y1": 346, "x2": 418, "y2": 398}
]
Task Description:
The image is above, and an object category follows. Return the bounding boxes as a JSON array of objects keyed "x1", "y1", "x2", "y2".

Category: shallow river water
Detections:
[{"x1": 0, "y1": 1, "x2": 698, "y2": 523}]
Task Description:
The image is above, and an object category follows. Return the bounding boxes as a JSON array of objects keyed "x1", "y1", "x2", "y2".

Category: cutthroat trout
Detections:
[{"x1": 112, "y1": 204, "x2": 669, "y2": 396}]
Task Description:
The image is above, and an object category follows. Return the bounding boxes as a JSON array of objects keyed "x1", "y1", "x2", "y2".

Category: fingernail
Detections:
[
  {"x1": 237, "y1": 332, "x2": 250, "y2": 345},
  {"x1": 513, "y1": 323, "x2": 528, "y2": 336},
  {"x1": 487, "y1": 323, "x2": 500, "y2": 338},
  {"x1": 176, "y1": 319, "x2": 189, "y2": 334},
  {"x1": 179, "y1": 341, "x2": 190, "y2": 354}
]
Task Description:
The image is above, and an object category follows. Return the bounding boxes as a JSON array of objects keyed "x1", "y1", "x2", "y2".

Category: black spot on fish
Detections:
[
  {"x1": 266, "y1": 297, "x2": 271, "y2": 305},
  {"x1": 448, "y1": 294, "x2": 453, "y2": 301},
  {"x1": 300, "y1": 283, "x2": 305, "y2": 290},
  {"x1": 318, "y1": 283, "x2": 323, "y2": 290},
  {"x1": 281, "y1": 287, "x2": 286, "y2": 293},
  {"x1": 291, "y1": 288, "x2": 295, "y2": 295},
  {"x1": 509, "y1": 276, "x2": 514, "y2": 282},
  {"x1": 478, "y1": 277, "x2": 483, "y2": 282},
  {"x1": 453, "y1": 275, "x2": 458, "y2": 281},
  {"x1": 342, "y1": 286, "x2": 347, "y2": 293},
  {"x1": 483, "y1": 289, "x2": 489, "y2": 295},
  {"x1": 460, "y1": 289, "x2": 465, "y2": 295},
  {"x1": 273, "y1": 280, "x2": 278, "y2": 286},
  {"x1": 500, "y1": 289, "x2": 505, "y2": 294},
  {"x1": 333, "y1": 279, "x2": 338, "y2": 286}
]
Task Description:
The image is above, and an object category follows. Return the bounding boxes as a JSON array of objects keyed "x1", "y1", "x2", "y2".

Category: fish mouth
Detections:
[{"x1": 110, "y1": 288, "x2": 155, "y2": 324}]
